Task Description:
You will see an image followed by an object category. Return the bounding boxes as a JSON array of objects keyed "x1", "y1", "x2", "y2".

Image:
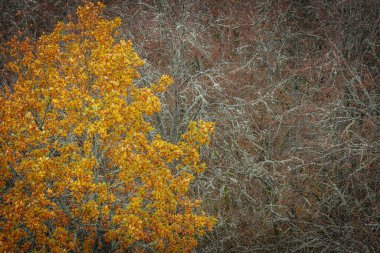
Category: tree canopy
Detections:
[{"x1": 0, "y1": 2, "x2": 215, "y2": 252}]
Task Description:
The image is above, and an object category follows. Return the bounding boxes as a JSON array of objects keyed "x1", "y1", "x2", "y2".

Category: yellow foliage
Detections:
[{"x1": 0, "y1": 2, "x2": 215, "y2": 252}]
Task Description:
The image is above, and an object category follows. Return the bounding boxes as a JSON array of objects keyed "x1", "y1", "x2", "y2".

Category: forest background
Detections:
[{"x1": 1, "y1": 0, "x2": 379, "y2": 252}]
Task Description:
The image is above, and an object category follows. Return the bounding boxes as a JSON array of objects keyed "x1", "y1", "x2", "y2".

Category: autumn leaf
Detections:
[{"x1": 0, "y1": 2, "x2": 215, "y2": 252}]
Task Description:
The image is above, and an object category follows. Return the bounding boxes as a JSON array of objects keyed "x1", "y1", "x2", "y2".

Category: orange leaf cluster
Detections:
[{"x1": 0, "y1": 2, "x2": 215, "y2": 252}]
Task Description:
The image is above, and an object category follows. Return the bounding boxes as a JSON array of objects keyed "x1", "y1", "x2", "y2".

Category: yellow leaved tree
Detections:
[{"x1": 0, "y1": 2, "x2": 215, "y2": 252}]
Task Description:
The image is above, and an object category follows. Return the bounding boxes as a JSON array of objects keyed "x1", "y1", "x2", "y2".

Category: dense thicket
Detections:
[{"x1": 1, "y1": 0, "x2": 379, "y2": 252}]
